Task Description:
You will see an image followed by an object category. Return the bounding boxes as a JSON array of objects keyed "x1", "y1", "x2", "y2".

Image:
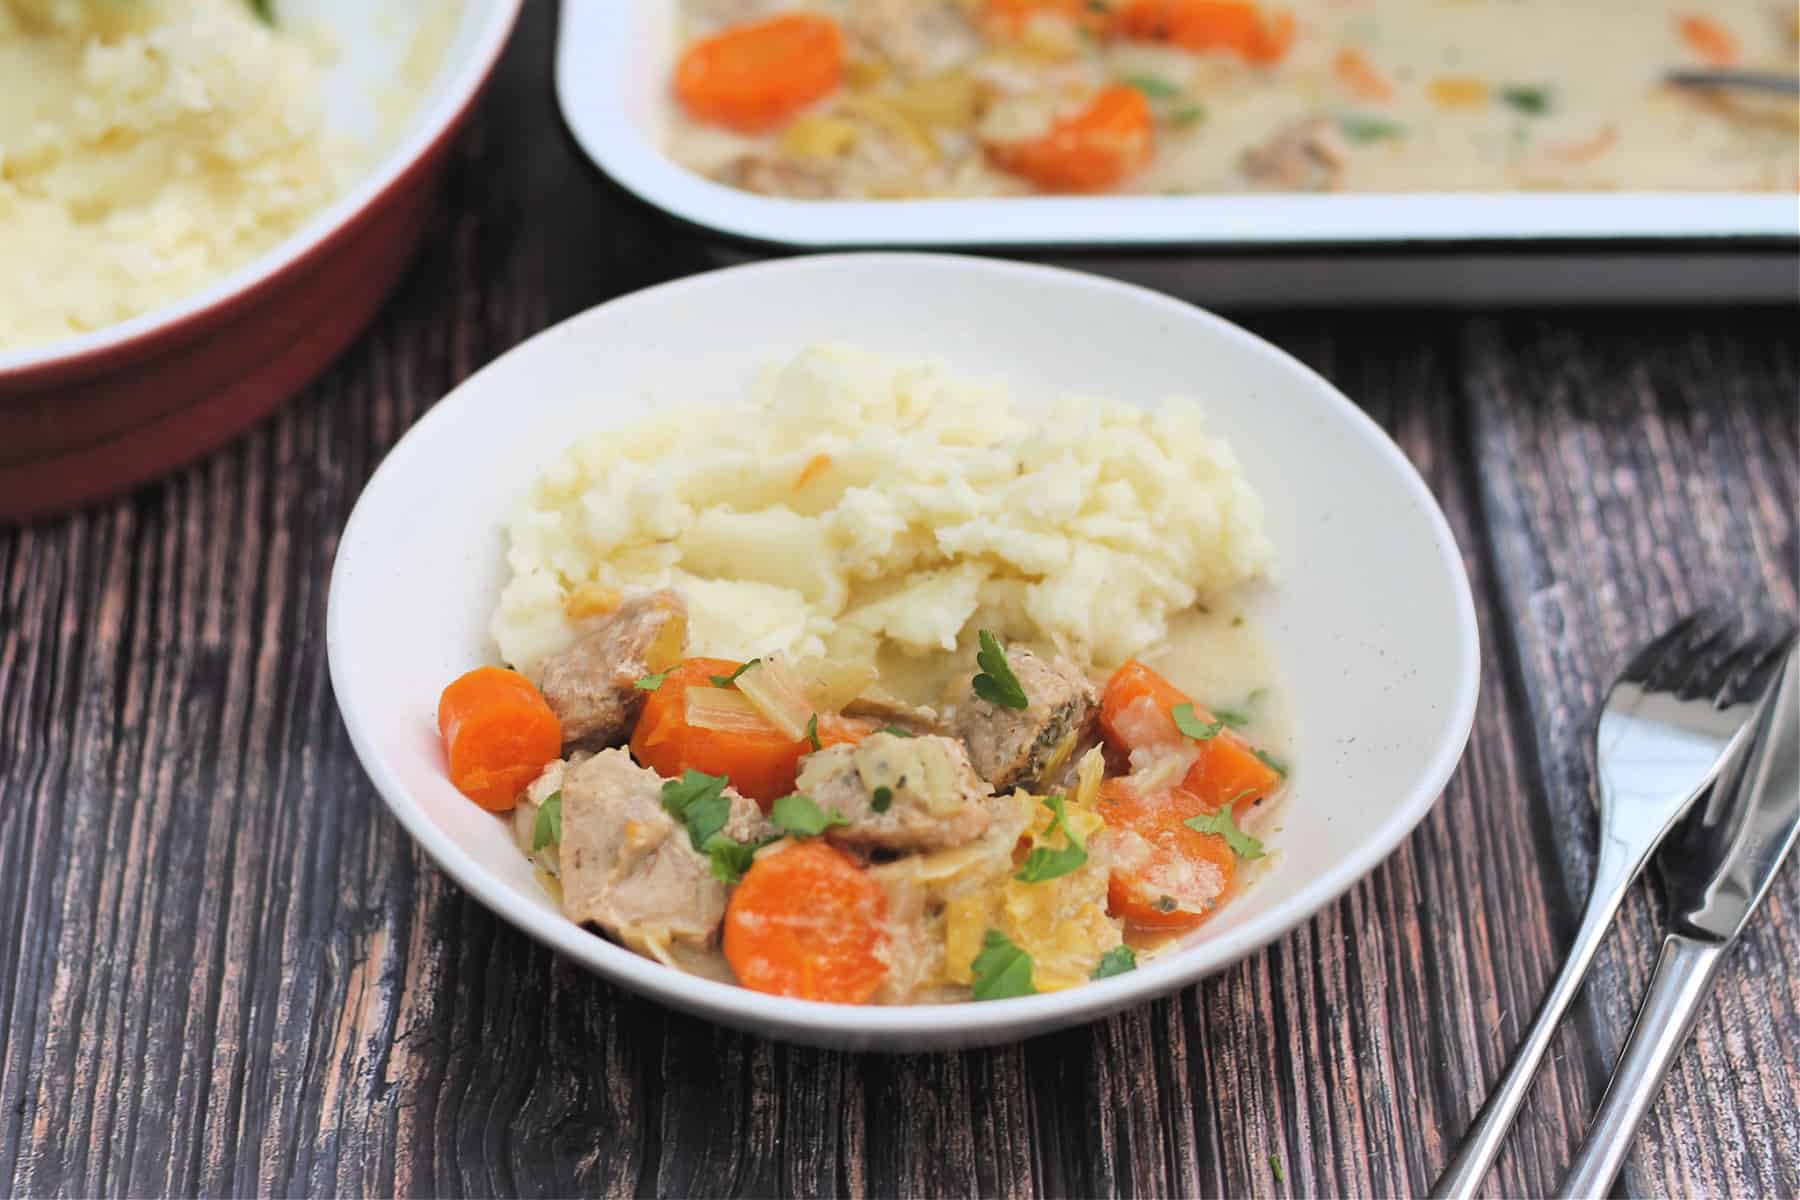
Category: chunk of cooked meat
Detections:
[
  {"x1": 557, "y1": 748, "x2": 768, "y2": 959},
  {"x1": 796, "y1": 732, "x2": 994, "y2": 852},
  {"x1": 713, "y1": 153, "x2": 841, "y2": 198},
  {"x1": 841, "y1": 693, "x2": 944, "y2": 737},
  {"x1": 538, "y1": 590, "x2": 686, "y2": 750},
  {"x1": 1242, "y1": 117, "x2": 1348, "y2": 192},
  {"x1": 953, "y1": 647, "x2": 1097, "y2": 792}
]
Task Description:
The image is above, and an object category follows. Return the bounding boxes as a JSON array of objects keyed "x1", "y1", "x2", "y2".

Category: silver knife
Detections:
[{"x1": 1559, "y1": 642, "x2": 1800, "y2": 1198}]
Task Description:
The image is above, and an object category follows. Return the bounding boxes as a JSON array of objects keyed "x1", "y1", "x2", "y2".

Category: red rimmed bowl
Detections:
[{"x1": 0, "y1": 0, "x2": 523, "y2": 522}]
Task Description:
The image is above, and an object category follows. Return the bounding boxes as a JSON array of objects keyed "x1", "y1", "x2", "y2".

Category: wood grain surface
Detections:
[{"x1": 2, "y1": 7, "x2": 1797, "y2": 1197}]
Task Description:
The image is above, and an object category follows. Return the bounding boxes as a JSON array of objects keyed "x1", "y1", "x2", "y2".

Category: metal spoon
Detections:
[{"x1": 1663, "y1": 69, "x2": 1800, "y2": 96}]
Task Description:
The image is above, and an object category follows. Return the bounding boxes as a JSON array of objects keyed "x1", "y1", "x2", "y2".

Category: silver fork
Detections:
[{"x1": 1431, "y1": 609, "x2": 1776, "y2": 1200}]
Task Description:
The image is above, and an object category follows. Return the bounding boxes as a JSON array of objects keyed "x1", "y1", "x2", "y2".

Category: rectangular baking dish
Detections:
[{"x1": 556, "y1": 0, "x2": 1799, "y2": 305}]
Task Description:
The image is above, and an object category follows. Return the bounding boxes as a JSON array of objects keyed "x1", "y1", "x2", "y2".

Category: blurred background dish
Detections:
[
  {"x1": 557, "y1": 0, "x2": 1799, "y2": 307},
  {"x1": 0, "y1": 0, "x2": 523, "y2": 521}
]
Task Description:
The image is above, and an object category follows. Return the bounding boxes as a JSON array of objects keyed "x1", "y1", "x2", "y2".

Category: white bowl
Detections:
[{"x1": 327, "y1": 253, "x2": 1480, "y2": 1050}]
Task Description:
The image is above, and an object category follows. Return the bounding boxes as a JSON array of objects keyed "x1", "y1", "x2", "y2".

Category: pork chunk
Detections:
[
  {"x1": 953, "y1": 648, "x2": 1097, "y2": 792},
  {"x1": 556, "y1": 748, "x2": 767, "y2": 959},
  {"x1": 1242, "y1": 117, "x2": 1348, "y2": 192},
  {"x1": 841, "y1": 694, "x2": 945, "y2": 738},
  {"x1": 538, "y1": 590, "x2": 686, "y2": 750},
  {"x1": 796, "y1": 732, "x2": 993, "y2": 853}
]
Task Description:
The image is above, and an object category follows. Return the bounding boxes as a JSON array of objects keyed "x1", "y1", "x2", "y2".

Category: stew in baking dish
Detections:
[{"x1": 663, "y1": 0, "x2": 1799, "y2": 197}]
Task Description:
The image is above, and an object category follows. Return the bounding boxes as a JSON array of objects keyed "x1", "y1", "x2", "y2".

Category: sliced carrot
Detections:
[
  {"x1": 988, "y1": 85, "x2": 1155, "y2": 193},
  {"x1": 1677, "y1": 15, "x2": 1738, "y2": 66},
  {"x1": 1098, "y1": 659, "x2": 1284, "y2": 811},
  {"x1": 1335, "y1": 47, "x2": 1393, "y2": 102},
  {"x1": 436, "y1": 666, "x2": 562, "y2": 812},
  {"x1": 724, "y1": 841, "x2": 890, "y2": 1003},
  {"x1": 674, "y1": 13, "x2": 846, "y2": 134},
  {"x1": 1097, "y1": 778, "x2": 1237, "y2": 931},
  {"x1": 629, "y1": 659, "x2": 878, "y2": 806},
  {"x1": 1114, "y1": 0, "x2": 1295, "y2": 64}
]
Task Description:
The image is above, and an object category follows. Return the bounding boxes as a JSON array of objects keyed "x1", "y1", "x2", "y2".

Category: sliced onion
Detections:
[
  {"x1": 1073, "y1": 747, "x2": 1106, "y2": 812},
  {"x1": 685, "y1": 685, "x2": 780, "y2": 736},
  {"x1": 787, "y1": 655, "x2": 879, "y2": 714},
  {"x1": 735, "y1": 657, "x2": 814, "y2": 741}
]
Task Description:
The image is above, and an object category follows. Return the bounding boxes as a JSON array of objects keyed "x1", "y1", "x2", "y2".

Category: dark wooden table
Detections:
[{"x1": 3, "y1": 8, "x2": 1797, "y2": 1197}]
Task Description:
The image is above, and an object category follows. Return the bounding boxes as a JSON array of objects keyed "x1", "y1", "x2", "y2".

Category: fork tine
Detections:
[
  {"x1": 1668, "y1": 613, "x2": 1749, "y2": 698},
  {"x1": 1711, "y1": 624, "x2": 1799, "y2": 707},
  {"x1": 1639, "y1": 607, "x2": 1734, "y2": 692}
]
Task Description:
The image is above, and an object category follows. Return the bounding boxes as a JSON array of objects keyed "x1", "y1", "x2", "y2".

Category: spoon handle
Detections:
[
  {"x1": 1430, "y1": 837, "x2": 1640, "y2": 1200},
  {"x1": 1557, "y1": 935, "x2": 1727, "y2": 1198}
]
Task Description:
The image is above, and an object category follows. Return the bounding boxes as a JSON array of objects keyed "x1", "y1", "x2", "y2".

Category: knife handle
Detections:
[{"x1": 1557, "y1": 933, "x2": 1728, "y2": 1198}]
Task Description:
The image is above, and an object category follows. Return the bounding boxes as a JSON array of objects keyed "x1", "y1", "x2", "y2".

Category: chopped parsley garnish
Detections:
[
  {"x1": 1014, "y1": 794, "x2": 1088, "y2": 883},
  {"x1": 1499, "y1": 86, "x2": 1551, "y2": 116},
  {"x1": 705, "y1": 834, "x2": 775, "y2": 884},
  {"x1": 532, "y1": 791, "x2": 562, "y2": 852},
  {"x1": 1212, "y1": 706, "x2": 1251, "y2": 728},
  {"x1": 805, "y1": 712, "x2": 822, "y2": 751},
  {"x1": 1184, "y1": 800, "x2": 1266, "y2": 860},
  {"x1": 1092, "y1": 945, "x2": 1138, "y2": 979},
  {"x1": 871, "y1": 786, "x2": 894, "y2": 814},
  {"x1": 1270, "y1": 1155, "x2": 1286, "y2": 1183},
  {"x1": 245, "y1": 0, "x2": 274, "y2": 25},
  {"x1": 970, "y1": 929, "x2": 1037, "y2": 1000},
  {"x1": 1338, "y1": 114, "x2": 1405, "y2": 143},
  {"x1": 633, "y1": 671, "x2": 669, "y2": 692},
  {"x1": 1172, "y1": 702, "x2": 1223, "y2": 741},
  {"x1": 661, "y1": 769, "x2": 733, "y2": 851},
  {"x1": 709, "y1": 659, "x2": 760, "y2": 688},
  {"x1": 1170, "y1": 104, "x2": 1207, "y2": 128},
  {"x1": 770, "y1": 793, "x2": 848, "y2": 838},
  {"x1": 1254, "y1": 748, "x2": 1289, "y2": 778},
  {"x1": 879, "y1": 725, "x2": 916, "y2": 738},
  {"x1": 971, "y1": 630, "x2": 1029, "y2": 711},
  {"x1": 1123, "y1": 73, "x2": 1182, "y2": 99}
]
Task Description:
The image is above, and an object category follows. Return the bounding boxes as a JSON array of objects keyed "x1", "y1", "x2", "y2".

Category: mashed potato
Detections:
[
  {"x1": 0, "y1": 0, "x2": 348, "y2": 350},
  {"x1": 493, "y1": 345, "x2": 1272, "y2": 684}
]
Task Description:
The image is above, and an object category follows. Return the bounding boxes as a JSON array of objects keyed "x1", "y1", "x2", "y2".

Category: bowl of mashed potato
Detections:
[{"x1": 0, "y1": 0, "x2": 523, "y2": 519}]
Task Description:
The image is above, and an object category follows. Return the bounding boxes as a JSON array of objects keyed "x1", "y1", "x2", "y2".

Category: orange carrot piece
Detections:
[
  {"x1": 724, "y1": 841, "x2": 890, "y2": 1003},
  {"x1": 1678, "y1": 15, "x2": 1738, "y2": 66},
  {"x1": 630, "y1": 657, "x2": 810, "y2": 805},
  {"x1": 436, "y1": 666, "x2": 562, "y2": 812},
  {"x1": 674, "y1": 13, "x2": 846, "y2": 134},
  {"x1": 984, "y1": 0, "x2": 1114, "y2": 36},
  {"x1": 1114, "y1": 0, "x2": 1295, "y2": 64},
  {"x1": 1097, "y1": 778, "x2": 1238, "y2": 931},
  {"x1": 987, "y1": 85, "x2": 1155, "y2": 193},
  {"x1": 1098, "y1": 659, "x2": 1284, "y2": 811},
  {"x1": 1335, "y1": 47, "x2": 1393, "y2": 101}
]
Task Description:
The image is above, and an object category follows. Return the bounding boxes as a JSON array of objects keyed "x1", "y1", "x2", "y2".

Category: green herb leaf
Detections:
[
  {"x1": 871, "y1": 785, "x2": 893, "y2": 814},
  {"x1": 633, "y1": 671, "x2": 669, "y2": 692},
  {"x1": 971, "y1": 630, "x2": 1029, "y2": 711},
  {"x1": 1172, "y1": 702, "x2": 1223, "y2": 741},
  {"x1": 1092, "y1": 945, "x2": 1137, "y2": 979},
  {"x1": 879, "y1": 725, "x2": 916, "y2": 738},
  {"x1": 1254, "y1": 748, "x2": 1289, "y2": 778},
  {"x1": 245, "y1": 0, "x2": 275, "y2": 25},
  {"x1": 532, "y1": 791, "x2": 562, "y2": 852},
  {"x1": 805, "y1": 712, "x2": 822, "y2": 752},
  {"x1": 1170, "y1": 103, "x2": 1207, "y2": 128},
  {"x1": 1184, "y1": 801, "x2": 1266, "y2": 860},
  {"x1": 709, "y1": 659, "x2": 761, "y2": 688},
  {"x1": 1338, "y1": 114, "x2": 1405, "y2": 143},
  {"x1": 705, "y1": 833, "x2": 775, "y2": 884},
  {"x1": 1014, "y1": 794, "x2": 1088, "y2": 883},
  {"x1": 1270, "y1": 1154, "x2": 1286, "y2": 1183},
  {"x1": 661, "y1": 769, "x2": 733, "y2": 851},
  {"x1": 770, "y1": 793, "x2": 848, "y2": 838},
  {"x1": 1123, "y1": 73, "x2": 1182, "y2": 99},
  {"x1": 1211, "y1": 705, "x2": 1251, "y2": 728},
  {"x1": 1499, "y1": 85, "x2": 1551, "y2": 115},
  {"x1": 971, "y1": 929, "x2": 1037, "y2": 1000}
]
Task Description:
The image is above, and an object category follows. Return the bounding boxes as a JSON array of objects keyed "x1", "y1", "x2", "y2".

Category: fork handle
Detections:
[
  {"x1": 1557, "y1": 934, "x2": 1727, "y2": 1198},
  {"x1": 1430, "y1": 839, "x2": 1640, "y2": 1200}
]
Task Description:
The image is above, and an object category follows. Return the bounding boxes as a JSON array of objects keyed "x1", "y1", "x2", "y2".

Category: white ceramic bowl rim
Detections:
[
  {"x1": 0, "y1": 0, "x2": 524, "y2": 378},
  {"x1": 328, "y1": 253, "x2": 1481, "y2": 1043}
]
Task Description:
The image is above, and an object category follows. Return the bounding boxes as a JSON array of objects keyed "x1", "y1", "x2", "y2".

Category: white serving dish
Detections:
[
  {"x1": 555, "y1": 0, "x2": 1798, "y2": 305},
  {"x1": 327, "y1": 253, "x2": 1481, "y2": 1050}
]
